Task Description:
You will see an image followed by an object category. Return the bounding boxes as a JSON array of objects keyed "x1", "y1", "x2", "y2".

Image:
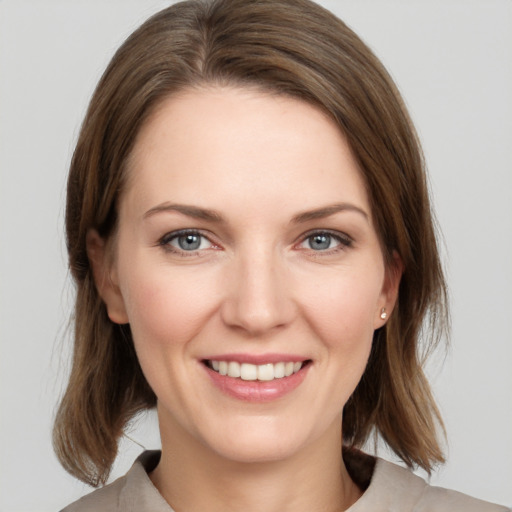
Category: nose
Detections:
[{"x1": 220, "y1": 246, "x2": 295, "y2": 336}]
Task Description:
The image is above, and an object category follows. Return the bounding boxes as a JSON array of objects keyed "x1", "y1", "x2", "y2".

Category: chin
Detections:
[
  {"x1": 211, "y1": 436, "x2": 302, "y2": 464},
  {"x1": 198, "y1": 416, "x2": 318, "y2": 465}
]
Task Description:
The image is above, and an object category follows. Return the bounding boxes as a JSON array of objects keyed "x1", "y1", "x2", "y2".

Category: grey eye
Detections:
[
  {"x1": 308, "y1": 233, "x2": 333, "y2": 250},
  {"x1": 163, "y1": 231, "x2": 213, "y2": 252},
  {"x1": 176, "y1": 233, "x2": 202, "y2": 250}
]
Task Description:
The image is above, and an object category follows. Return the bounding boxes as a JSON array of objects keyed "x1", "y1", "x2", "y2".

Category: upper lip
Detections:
[{"x1": 202, "y1": 353, "x2": 310, "y2": 365}]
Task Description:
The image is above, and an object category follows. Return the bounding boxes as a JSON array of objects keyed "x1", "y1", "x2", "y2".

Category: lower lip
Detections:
[{"x1": 204, "y1": 363, "x2": 310, "y2": 402}]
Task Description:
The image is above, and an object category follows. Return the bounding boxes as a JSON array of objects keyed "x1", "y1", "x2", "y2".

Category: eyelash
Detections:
[
  {"x1": 158, "y1": 229, "x2": 353, "y2": 257},
  {"x1": 159, "y1": 229, "x2": 217, "y2": 257},
  {"x1": 297, "y1": 229, "x2": 353, "y2": 254}
]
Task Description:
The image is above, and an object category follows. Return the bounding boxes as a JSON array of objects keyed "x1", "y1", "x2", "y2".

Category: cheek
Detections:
[
  {"x1": 296, "y1": 264, "x2": 383, "y2": 394},
  {"x1": 118, "y1": 262, "x2": 220, "y2": 356},
  {"x1": 290, "y1": 267, "x2": 383, "y2": 418},
  {"x1": 299, "y1": 267, "x2": 383, "y2": 344}
]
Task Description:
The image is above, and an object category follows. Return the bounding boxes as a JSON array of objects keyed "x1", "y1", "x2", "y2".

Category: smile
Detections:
[{"x1": 206, "y1": 360, "x2": 307, "y2": 381}]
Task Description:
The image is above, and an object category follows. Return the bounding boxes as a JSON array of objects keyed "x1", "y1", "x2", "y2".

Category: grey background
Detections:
[{"x1": 0, "y1": 1, "x2": 511, "y2": 510}]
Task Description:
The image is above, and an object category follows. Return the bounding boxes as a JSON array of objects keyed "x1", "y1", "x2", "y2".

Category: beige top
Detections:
[{"x1": 61, "y1": 450, "x2": 509, "y2": 512}]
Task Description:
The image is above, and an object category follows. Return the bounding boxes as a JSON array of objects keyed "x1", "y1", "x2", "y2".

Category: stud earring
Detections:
[{"x1": 380, "y1": 308, "x2": 387, "y2": 320}]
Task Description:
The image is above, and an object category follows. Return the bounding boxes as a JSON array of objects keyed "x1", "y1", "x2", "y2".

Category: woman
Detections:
[{"x1": 54, "y1": 0, "x2": 508, "y2": 510}]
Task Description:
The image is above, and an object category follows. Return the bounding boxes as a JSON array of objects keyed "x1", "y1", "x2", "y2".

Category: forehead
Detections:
[{"x1": 123, "y1": 86, "x2": 370, "y2": 220}]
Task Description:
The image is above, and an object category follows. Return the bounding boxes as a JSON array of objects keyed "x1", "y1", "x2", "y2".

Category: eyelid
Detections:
[
  {"x1": 157, "y1": 228, "x2": 353, "y2": 256},
  {"x1": 295, "y1": 229, "x2": 353, "y2": 251},
  {"x1": 158, "y1": 228, "x2": 220, "y2": 255}
]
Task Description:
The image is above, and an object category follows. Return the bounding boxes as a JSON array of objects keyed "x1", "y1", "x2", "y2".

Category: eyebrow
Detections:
[
  {"x1": 143, "y1": 201, "x2": 369, "y2": 224},
  {"x1": 143, "y1": 203, "x2": 224, "y2": 222},
  {"x1": 291, "y1": 203, "x2": 369, "y2": 224}
]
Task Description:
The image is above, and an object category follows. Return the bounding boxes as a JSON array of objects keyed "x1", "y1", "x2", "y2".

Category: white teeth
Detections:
[
  {"x1": 227, "y1": 361, "x2": 241, "y2": 378},
  {"x1": 274, "y1": 362, "x2": 285, "y2": 378},
  {"x1": 257, "y1": 363, "x2": 274, "y2": 381},
  {"x1": 209, "y1": 360, "x2": 305, "y2": 381},
  {"x1": 240, "y1": 363, "x2": 258, "y2": 381}
]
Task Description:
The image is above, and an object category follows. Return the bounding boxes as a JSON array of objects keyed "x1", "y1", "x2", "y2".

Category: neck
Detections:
[{"x1": 150, "y1": 415, "x2": 361, "y2": 512}]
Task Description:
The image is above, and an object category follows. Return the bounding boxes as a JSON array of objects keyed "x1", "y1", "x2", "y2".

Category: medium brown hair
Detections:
[{"x1": 54, "y1": 0, "x2": 448, "y2": 486}]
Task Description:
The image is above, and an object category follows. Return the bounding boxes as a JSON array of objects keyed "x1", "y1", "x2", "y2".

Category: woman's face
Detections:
[{"x1": 92, "y1": 87, "x2": 399, "y2": 464}]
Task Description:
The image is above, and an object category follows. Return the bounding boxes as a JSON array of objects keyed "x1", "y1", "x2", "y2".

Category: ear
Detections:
[
  {"x1": 374, "y1": 251, "x2": 403, "y2": 329},
  {"x1": 86, "y1": 229, "x2": 129, "y2": 324}
]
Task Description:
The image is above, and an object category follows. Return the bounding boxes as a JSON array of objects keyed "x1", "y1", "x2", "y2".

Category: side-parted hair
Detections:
[{"x1": 54, "y1": 0, "x2": 448, "y2": 487}]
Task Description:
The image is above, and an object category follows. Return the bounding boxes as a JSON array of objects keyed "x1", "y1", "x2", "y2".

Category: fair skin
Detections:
[{"x1": 88, "y1": 87, "x2": 400, "y2": 512}]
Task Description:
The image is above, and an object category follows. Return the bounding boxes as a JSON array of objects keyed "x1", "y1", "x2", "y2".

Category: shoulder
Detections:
[
  {"x1": 374, "y1": 459, "x2": 510, "y2": 512},
  {"x1": 347, "y1": 454, "x2": 509, "y2": 512},
  {"x1": 60, "y1": 474, "x2": 127, "y2": 512},
  {"x1": 60, "y1": 451, "x2": 171, "y2": 512},
  {"x1": 419, "y1": 483, "x2": 510, "y2": 512}
]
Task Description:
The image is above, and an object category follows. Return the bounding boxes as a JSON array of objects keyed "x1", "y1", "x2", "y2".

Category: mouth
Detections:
[{"x1": 203, "y1": 359, "x2": 311, "y2": 382}]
